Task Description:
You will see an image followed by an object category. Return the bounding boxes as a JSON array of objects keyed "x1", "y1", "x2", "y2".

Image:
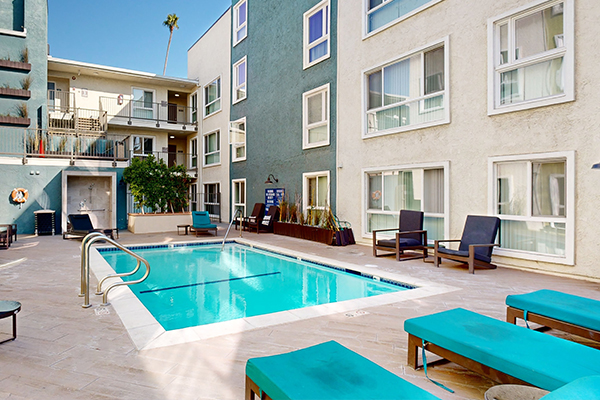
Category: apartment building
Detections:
[{"x1": 337, "y1": 0, "x2": 600, "y2": 278}]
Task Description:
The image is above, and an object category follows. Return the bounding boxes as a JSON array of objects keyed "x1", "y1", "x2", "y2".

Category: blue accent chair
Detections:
[
  {"x1": 507, "y1": 289, "x2": 600, "y2": 343},
  {"x1": 405, "y1": 308, "x2": 600, "y2": 391},
  {"x1": 246, "y1": 341, "x2": 441, "y2": 400},
  {"x1": 372, "y1": 210, "x2": 428, "y2": 261},
  {"x1": 191, "y1": 211, "x2": 217, "y2": 236},
  {"x1": 433, "y1": 215, "x2": 500, "y2": 273}
]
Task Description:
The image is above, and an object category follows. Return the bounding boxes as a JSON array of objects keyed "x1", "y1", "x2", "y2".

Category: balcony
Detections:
[
  {"x1": 0, "y1": 127, "x2": 129, "y2": 163},
  {"x1": 131, "y1": 150, "x2": 198, "y2": 171},
  {"x1": 48, "y1": 90, "x2": 106, "y2": 133},
  {"x1": 99, "y1": 96, "x2": 197, "y2": 131}
]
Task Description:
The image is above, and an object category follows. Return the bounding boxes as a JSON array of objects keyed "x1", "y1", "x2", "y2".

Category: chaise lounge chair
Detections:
[
  {"x1": 433, "y1": 215, "x2": 500, "y2": 274},
  {"x1": 190, "y1": 211, "x2": 217, "y2": 236},
  {"x1": 506, "y1": 289, "x2": 600, "y2": 343},
  {"x1": 242, "y1": 203, "x2": 265, "y2": 232},
  {"x1": 246, "y1": 340, "x2": 441, "y2": 400},
  {"x1": 63, "y1": 214, "x2": 118, "y2": 240},
  {"x1": 538, "y1": 375, "x2": 600, "y2": 399},
  {"x1": 372, "y1": 210, "x2": 428, "y2": 261},
  {"x1": 404, "y1": 308, "x2": 600, "y2": 391}
]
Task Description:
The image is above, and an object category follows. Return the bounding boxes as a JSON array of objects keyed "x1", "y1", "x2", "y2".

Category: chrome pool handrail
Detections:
[
  {"x1": 80, "y1": 232, "x2": 150, "y2": 308},
  {"x1": 221, "y1": 208, "x2": 243, "y2": 251}
]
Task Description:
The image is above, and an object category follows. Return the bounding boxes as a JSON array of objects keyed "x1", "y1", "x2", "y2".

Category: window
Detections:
[
  {"x1": 191, "y1": 92, "x2": 198, "y2": 123},
  {"x1": 303, "y1": 171, "x2": 330, "y2": 212},
  {"x1": 304, "y1": 0, "x2": 330, "y2": 69},
  {"x1": 365, "y1": 39, "x2": 449, "y2": 137},
  {"x1": 232, "y1": 179, "x2": 246, "y2": 219},
  {"x1": 204, "y1": 130, "x2": 221, "y2": 166},
  {"x1": 190, "y1": 183, "x2": 198, "y2": 211},
  {"x1": 233, "y1": 57, "x2": 247, "y2": 103},
  {"x1": 230, "y1": 118, "x2": 246, "y2": 162},
  {"x1": 488, "y1": 0, "x2": 574, "y2": 115},
  {"x1": 365, "y1": 0, "x2": 443, "y2": 37},
  {"x1": 132, "y1": 136, "x2": 154, "y2": 157},
  {"x1": 190, "y1": 137, "x2": 198, "y2": 168},
  {"x1": 233, "y1": 0, "x2": 247, "y2": 46},
  {"x1": 364, "y1": 164, "x2": 447, "y2": 241},
  {"x1": 302, "y1": 84, "x2": 329, "y2": 149},
  {"x1": 132, "y1": 88, "x2": 154, "y2": 119},
  {"x1": 489, "y1": 151, "x2": 574, "y2": 264},
  {"x1": 204, "y1": 77, "x2": 221, "y2": 117},
  {"x1": 204, "y1": 183, "x2": 220, "y2": 219}
]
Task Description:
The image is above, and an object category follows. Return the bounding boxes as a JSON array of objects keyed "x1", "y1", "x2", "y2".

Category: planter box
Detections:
[
  {"x1": 128, "y1": 212, "x2": 192, "y2": 234},
  {"x1": 273, "y1": 221, "x2": 334, "y2": 245},
  {"x1": 0, "y1": 116, "x2": 30, "y2": 126},
  {"x1": 0, "y1": 88, "x2": 31, "y2": 98},
  {"x1": 0, "y1": 59, "x2": 31, "y2": 71}
]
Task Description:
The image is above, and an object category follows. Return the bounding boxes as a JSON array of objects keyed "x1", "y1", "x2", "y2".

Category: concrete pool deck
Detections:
[{"x1": 0, "y1": 228, "x2": 599, "y2": 399}]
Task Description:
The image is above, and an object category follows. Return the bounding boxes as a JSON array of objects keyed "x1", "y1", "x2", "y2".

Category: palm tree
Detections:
[{"x1": 163, "y1": 13, "x2": 179, "y2": 76}]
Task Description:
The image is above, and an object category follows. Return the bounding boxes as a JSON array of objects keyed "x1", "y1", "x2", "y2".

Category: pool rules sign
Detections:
[{"x1": 265, "y1": 188, "x2": 285, "y2": 215}]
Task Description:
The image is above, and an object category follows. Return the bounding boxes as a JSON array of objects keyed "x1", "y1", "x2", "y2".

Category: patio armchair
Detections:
[
  {"x1": 63, "y1": 214, "x2": 118, "y2": 240},
  {"x1": 372, "y1": 210, "x2": 428, "y2": 261},
  {"x1": 190, "y1": 211, "x2": 218, "y2": 236},
  {"x1": 254, "y1": 206, "x2": 279, "y2": 234},
  {"x1": 433, "y1": 215, "x2": 500, "y2": 274},
  {"x1": 0, "y1": 225, "x2": 12, "y2": 249},
  {"x1": 242, "y1": 203, "x2": 265, "y2": 232}
]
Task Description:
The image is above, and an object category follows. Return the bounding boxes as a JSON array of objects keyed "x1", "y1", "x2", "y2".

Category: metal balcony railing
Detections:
[
  {"x1": 0, "y1": 127, "x2": 129, "y2": 163},
  {"x1": 99, "y1": 96, "x2": 197, "y2": 128}
]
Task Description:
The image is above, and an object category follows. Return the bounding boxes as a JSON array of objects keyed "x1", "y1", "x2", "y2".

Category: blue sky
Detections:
[{"x1": 48, "y1": 0, "x2": 231, "y2": 78}]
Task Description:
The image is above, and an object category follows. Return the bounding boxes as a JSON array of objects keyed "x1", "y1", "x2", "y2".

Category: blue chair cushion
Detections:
[
  {"x1": 404, "y1": 308, "x2": 600, "y2": 391},
  {"x1": 377, "y1": 238, "x2": 422, "y2": 248},
  {"x1": 458, "y1": 216, "x2": 499, "y2": 260},
  {"x1": 540, "y1": 375, "x2": 600, "y2": 399},
  {"x1": 506, "y1": 289, "x2": 600, "y2": 333},
  {"x1": 246, "y1": 341, "x2": 441, "y2": 400},
  {"x1": 192, "y1": 211, "x2": 217, "y2": 229},
  {"x1": 437, "y1": 247, "x2": 492, "y2": 263}
]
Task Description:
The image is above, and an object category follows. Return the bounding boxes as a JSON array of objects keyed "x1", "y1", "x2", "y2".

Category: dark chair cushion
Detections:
[
  {"x1": 437, "y1": 247, "x2": 491, "y2": 263},
  {"x1": 398, "y1": 210, "x2": 424, "y2": 242},
  {"x1": 377, "y1": 238, "x2": 422, "y2": 248},
  {"x1": 458, "y1": 216, "x2": 500, "y2": 260}
]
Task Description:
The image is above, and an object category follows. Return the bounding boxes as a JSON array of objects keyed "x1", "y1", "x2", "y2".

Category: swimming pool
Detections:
[{"x1": 99, "y1": 242, "x2": 409, "y2": 331}]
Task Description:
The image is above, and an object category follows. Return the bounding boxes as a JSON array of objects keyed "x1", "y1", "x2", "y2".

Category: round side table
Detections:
[
  {"x1": 485, "y1": 384, "x2": 549, "y2": 400},
  {"x1": 0, "y1": 300, "x2": 21, "y2": 344}
]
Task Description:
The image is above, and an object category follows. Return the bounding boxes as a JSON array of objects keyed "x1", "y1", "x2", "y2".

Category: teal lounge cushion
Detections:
[
  {"x1": 541, "y1": 375, "x2": 600, "y2": 399},
  {"x1": 192, "y1": 211, "x2": 217, "y2": 229},
  {"x1": 506, "y1": 289, "x2": 600, "y2": 332},
  {"x1": 404, "y1": 308, "x2": 600, "y2": 391},
  {"x1": 246, "y1": 340, "x2": 441, "y2": 400}
]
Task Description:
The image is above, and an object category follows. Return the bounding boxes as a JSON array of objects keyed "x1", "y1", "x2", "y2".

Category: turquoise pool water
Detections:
[{"x1": 99, "y1": 243, "x2": 408, "y2": 331}]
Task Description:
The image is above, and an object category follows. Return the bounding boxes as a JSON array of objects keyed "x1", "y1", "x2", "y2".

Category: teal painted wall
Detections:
[
  {"x1": 230, "y1": 0, "x2": 337, "y2": 215},
  {"x1": 0, "y1": 0, "x2": 47, "y2": 128},
  {"x1": 0, "y1": 164, "x2": 128, "y2": 234}
]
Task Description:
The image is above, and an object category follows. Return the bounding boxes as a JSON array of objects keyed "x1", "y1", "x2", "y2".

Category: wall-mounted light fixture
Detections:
[{"x1": 265, "y1": 174, "x2": 279, "y2": 184}]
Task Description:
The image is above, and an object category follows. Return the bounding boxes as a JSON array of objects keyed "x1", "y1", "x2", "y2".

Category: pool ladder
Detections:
[
  {"x1": 221, "y1": 208, "x2": 243, "y2": 251},
  {"x1": 79, "y1": 232, "x2": 150, "y2": 308}
]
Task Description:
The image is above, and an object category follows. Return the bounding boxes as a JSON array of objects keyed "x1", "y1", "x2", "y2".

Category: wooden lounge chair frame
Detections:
[
  {"x1": 246, "y1": 376, "x2": 273, "y2": 400},
  {"x1": 252, "y1": 206, "x2": 279, "y2": 234},
  {"x1": 242, "y1": 203, "x2": 266, "y2": 232},
  {"x1": 372, "y1": 210, "x2": 428, "y2": 261},
  {"x1": 506, "y1": 306, "x2": 600, "y2": 343},
  {"x1": 407, "y1": 333, "x2": 529, "y2": 386}
]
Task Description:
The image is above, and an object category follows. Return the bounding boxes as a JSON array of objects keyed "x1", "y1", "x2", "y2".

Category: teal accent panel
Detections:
[
  {"x1": 0, "y1": 164, "x2": 127, "y2": 234},
  {"x1": 0, "y1": 0, "x2": 48, "y2": 128},
  {"x1": 230, "y1": 0, "x2": 337, "y2": 218}
]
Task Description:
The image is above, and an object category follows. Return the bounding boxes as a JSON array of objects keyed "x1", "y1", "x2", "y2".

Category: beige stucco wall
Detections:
[
  {"x1": 188, "y1": 8, "x2": 232, "y2": 221},
  {"x1": 337, "y1": 0, "x2": 600, "y2": 279}
]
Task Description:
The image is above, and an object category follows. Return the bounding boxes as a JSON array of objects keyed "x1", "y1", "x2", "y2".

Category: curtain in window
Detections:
[
  {"x1": 368, "y1": 0, "x2": 434, "y2": 33},
  {"x1": 532, "y1": 161, "x2": 565, "y2": 217},
  {"x1": 497, "y1": 162, "x2": 527, "y2": 215},
  {"x1": 236, "y1": 62, "x2": 246, "y2": 100},
  {"x1": 424, "y1": 169, "x2": 444, "y2": 213},
  {"x1": 307, "y1": 91, "x2": 327, "y2": 143},
  {"x1": 368, "y1": 173, "x2": 382, "y2": 210}
]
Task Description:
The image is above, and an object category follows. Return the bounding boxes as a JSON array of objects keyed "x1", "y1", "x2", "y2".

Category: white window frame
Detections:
[
  {"x1": 362, "y1": 37, "x2": 450, "y2": 139},
  {"x1": 230, "y1": 117, "x2": 247, "y2": 162},
  {"x1": 487, "y1": 0, "x2": 574, "y2": 115},
  {"x1": 487, "y1": 151, "x2": 575, "y2": 265},
  {"x1": 361, "y1": 161, "x2": 449, "y2": 240},
  {"x1": 203, "y1": 77, "x2": 222, "y2": 118},
  {"x1": 302, "y1": 170, "x2": 330, "y2": 212},
  {"x1": 232, "y1": 178, "x2": 247, "y2": 219},
  {"x1": 203, "y1": 129, "x2": 221, "y2": 167},
  {"x1": 190, "y1": 91, "x2": 198, "y2": 123},
  {"x1": 233, "y1": 56, "x2": 247, "y2": 104},
  {"x1": 233, "y1": 0, "x2": 248, "y2": 47},
  {"x1": 189, "y1": 136, "x2": 198, "y2": 169},
  {"x1": 302, "y1": 83, "x2": 330, "y2": 149},
  {"x1": 363, "y1": 0, "x2": 444, "y2": 39},
  {"x1": 131, "y1": 135, "x2": 155, "y2": 157},
  {"x1": 303, "y1": 0, "x2": 330, "y2": 70},
  {"x1": 204, "y1": 181, "x2": 221, "y2": 216},
  {"x1": 131, "y1": 87, "x2": 156, "y2": 119}
]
